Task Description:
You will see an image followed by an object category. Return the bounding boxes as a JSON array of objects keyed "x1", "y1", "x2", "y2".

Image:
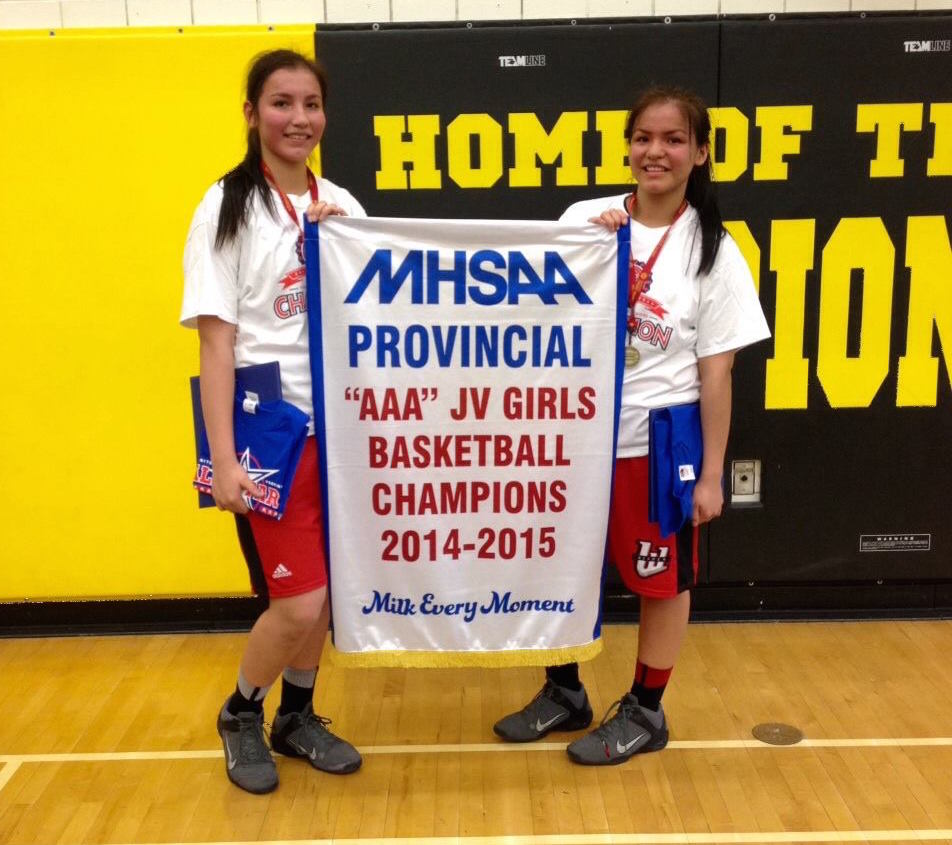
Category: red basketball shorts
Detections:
[
  {"x1": 234, "y1": 437, "x2": 327, "y2": 599},
  {"x1": 608, "y1": 456, "x2": 698, "y2": 599}
]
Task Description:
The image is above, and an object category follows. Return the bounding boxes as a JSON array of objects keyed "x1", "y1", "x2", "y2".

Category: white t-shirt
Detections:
[
  {"x1": 181, "y1": 176, "x2": 366, "y2": 428},
  {"x1": 560, "y1": 194, "x2": 770, "y2": 457}
]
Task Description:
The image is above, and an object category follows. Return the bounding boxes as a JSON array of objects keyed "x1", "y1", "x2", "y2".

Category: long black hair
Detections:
[
  {"x1": 624, "y1": 86, "x2": 724, "y2": 276},
  {"x1": 215, "y1": 49, "x2": 327, "y2": 250}
]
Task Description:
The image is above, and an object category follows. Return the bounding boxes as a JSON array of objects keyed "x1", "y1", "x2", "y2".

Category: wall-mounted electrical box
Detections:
[{"x1": 731, "y1": 459, "x2": 762, "y2": 505}]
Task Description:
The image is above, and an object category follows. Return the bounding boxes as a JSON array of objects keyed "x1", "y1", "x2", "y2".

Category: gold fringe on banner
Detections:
[{"x1": 326, "y1": 637, "x2": 602, "y2": 669}]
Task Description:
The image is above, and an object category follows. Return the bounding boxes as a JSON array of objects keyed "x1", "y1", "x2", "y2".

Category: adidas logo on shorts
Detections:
[{"x1": 272, "y1": 563, "x2": 293, "y2": 579}]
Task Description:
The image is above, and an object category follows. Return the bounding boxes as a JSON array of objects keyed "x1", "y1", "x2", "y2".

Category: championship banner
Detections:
[{"x1": 304, "y1": 216, "x2": 628, "y2": 666}]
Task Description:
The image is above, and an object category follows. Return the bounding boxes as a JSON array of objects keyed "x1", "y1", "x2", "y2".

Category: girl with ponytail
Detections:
[
  {"x1": 493, "y1": 87, "x2": 770, "y2": 766},
  {"x1": 181, "y1": 49, "x2": 364, "y2": 794}
]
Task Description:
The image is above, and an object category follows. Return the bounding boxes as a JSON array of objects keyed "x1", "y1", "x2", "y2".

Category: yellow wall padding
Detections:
[{"x1": 0, "y1": 26, "x2": 318, "y2": 600}]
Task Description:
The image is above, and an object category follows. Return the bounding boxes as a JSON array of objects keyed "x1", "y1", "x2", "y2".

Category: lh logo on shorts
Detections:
[{"x1": 634, "y1": 540, "x2": 670, "y2": 578}]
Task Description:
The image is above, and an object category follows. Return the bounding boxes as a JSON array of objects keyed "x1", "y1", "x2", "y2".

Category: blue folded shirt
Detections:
[
  {"x1": 193, "y1": 392, "x2": 309, "y2": 520},
  {"x1": 648, "y1": 402, "x2": 703, "y2": 538}
]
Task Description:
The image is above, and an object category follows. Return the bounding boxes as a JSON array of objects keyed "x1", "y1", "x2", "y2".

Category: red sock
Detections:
[{"x1": 631, "y1": 661, "x2": 672, "y2": 711}]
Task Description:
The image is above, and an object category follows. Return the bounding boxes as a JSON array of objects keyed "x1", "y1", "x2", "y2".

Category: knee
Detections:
[{"x1": 270, "y1": 589, "x2": 326, "y2": 639}]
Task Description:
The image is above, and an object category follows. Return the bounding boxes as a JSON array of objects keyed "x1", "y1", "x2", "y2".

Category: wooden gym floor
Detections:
[{"x1": 1, "y1": 620, "x2": 952, "y2": 845}]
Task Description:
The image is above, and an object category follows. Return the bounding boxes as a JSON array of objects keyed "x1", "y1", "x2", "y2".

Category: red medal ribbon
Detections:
[
  {"x1": 261, "y1": 161, "x2": 319, "y2": 265},
  {"x1": 626, "y1": 194, "x2": 688, "y2": 335}
]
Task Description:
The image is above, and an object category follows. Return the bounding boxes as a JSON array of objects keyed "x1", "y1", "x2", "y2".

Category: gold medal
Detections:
[{"x1": 625, "y1": 346, "x2": 640, "y2": 369}]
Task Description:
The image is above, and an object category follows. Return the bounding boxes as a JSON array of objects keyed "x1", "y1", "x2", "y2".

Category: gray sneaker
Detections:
[
  {"x1": 271, "y1": 703, "x2": 362, "y2": 774},
  {"x1": 566, "y1": 693, "x2": 668, "y2": 765},
  {"x1": 217, "y1": 706, "x2": 279, "y2": 794},
  {"x1": 493, "y1": 679, "x2": 593, "y2": 742}
]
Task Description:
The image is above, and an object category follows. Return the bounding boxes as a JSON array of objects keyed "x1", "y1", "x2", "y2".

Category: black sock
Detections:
[
  {"x1": 226, "y1": 670, "x2": 270, "y2": 716},
  {"x1": 277, "y1": 667, "x2": 317, "y2": 716},
  {"x1": 630, "y1": 661, "x2": 672, "y2": 712},
  {"x1": 226, "y1": 684, "x2": 264, "y2": 716},
  {"x1": 545, "y1": 662, "x2": 582, "y2": 692}
]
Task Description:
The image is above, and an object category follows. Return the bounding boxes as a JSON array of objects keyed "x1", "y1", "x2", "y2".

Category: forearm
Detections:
[{"x1": 697, "y1": 356, "x2": 734, "y2": 482}]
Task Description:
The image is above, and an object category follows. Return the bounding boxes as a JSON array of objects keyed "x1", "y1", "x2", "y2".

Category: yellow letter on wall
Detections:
[
  {"x1": 817, "y1": 218, "x2": 894, "y2": 408},
  {"x1": 710, "y1": 106, "x2": 749, "y2": 183},
  {"x1": 927, "y1": 103, "x2": 952, "y2": 177},
  {"x1": 595, "y1": 110, "x2": 630, "y2": 186},
  {"x1": 856, "y1": 103, "x2": 923, "y2": 178},
  {"x1": 897, "y1": 216, "x2": 952, "y2": 406},
  {"x1": 374, "y1": 114, "x2": 443, "y2": 190},
  {"x1": 766, "y1": 219, "x2": 814, "y2": 409},
  {"x1": 508, "y1": 112, "x2": 588, "y2": 187},
  {"x1": 447, "y1": 114, "x2": 504, "y2": 189},
  {"x1": 753, "y1": 106, "x2": 813, "y2": 181}
]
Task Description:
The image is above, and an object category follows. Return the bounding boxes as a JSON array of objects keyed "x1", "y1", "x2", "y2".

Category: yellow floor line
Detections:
[
  {"x1": 83, "y1": 828, "x2": 952, "y2": 844},
  {"x1": 799, "y1": 737, "x2": 952, "y2": 747},
  {"x1": 2, "y1": 735, "x2": 952, "y2": 765},
  {"x1": 0, "y1": 760, "x2": 21, "y2": 792}
]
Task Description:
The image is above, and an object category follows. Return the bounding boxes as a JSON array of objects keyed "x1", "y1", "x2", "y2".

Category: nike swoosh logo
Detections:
[
  {"x1": 225, "y1": 739, "x2": 238, "y2": 770},
  {"x1": 291, "y1": 739, "x2": 319, "y2": 761},
  {"x1": 534, "y1": 714, "x2": 563, "y2": 733},
  {"x1": 616, "y1": 730, "x2": 649, "y2": 754}
]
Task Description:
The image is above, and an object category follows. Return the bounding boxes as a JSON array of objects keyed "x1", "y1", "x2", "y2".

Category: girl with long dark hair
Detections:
[
  {"x1": 181, "y1": 49, "x2": 364, "y2": 794},
  {"x1": 494, "y1": 86, "x2": 770, "y2": 766}
]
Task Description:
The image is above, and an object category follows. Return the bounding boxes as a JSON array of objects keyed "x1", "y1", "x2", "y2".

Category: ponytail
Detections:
[
  {"x1": 684, "y1": 145, "x2": 724, "y2": 277},
  {"x1": 215, "y1": 131, "x2": 275, "y2": 250}
]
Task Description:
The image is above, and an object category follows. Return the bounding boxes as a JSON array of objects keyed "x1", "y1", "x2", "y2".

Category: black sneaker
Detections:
[
  {"x1": 566, "y1": 693, "x2": 668, "y2": 765},
  {"x1": 217, "y1": 706, "x2": 278, "y2": 794},
  {"x1": 493, "y1": 679, "x2": 593, "y2": 742},
  {"x1": 271, "y1": 702, "x2": 362, "y2": 774}
]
